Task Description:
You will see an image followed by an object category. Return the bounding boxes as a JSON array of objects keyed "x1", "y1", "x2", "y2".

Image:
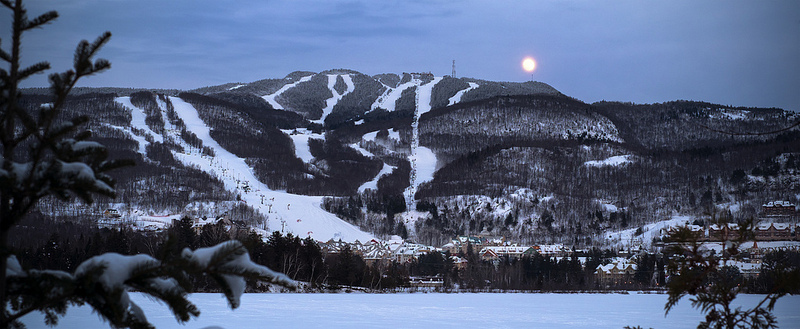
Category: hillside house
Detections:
[
  {"x1": 529, "y1": 244, "x2": 567, "y2": 257},
  {"x1": 708, "y1": 223, "x2": 741, "y2": 242},
  {"x1": 595, "y1": 261, "x2": 637, "y2": 286},
  {"x1": 408, "y1": 276, "x2": 444, "y2": 288},
  {"x1": 755, "y1": 222, "x2": 792, "y2": 241},
  {"x1": 762, "y1": 201, "x2": 797, "y2": 217},
  {"x1": 478, "y1": 246, "x2": 532, "y2": 261}
]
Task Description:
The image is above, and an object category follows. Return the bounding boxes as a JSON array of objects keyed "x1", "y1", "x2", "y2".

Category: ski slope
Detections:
[
  {"x1": 281, "y1": 128, "x2": 323, "y2": 164},
  {"x1": 117, "y1": 97, "x2": 374, "y2": 243},
  {"x1": 315, "y1": 74, "x2": 354, "y2": 123},
  {"x1": 448, "y1": 82, "x2": 479, "y2": 106},
  {"x1": 262, "y1": 75, "x2": 314, "y2": 110},
  {"x1": 605, "y1": 215, "x2": 693, "y2": 249},
  {"x1": 371, "y1": 77, "x2": 421, "y2": 112},
  {"x1": 404, "y1": 77, "x2": 442, "y2": 207},
  {"x1": 585, "y1": 155, "x2": 633, "y2": 167}
]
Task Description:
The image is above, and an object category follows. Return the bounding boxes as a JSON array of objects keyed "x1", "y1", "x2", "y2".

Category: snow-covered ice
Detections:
[{"x1": 22, "y1": 292, "x2": 800, "y2": 329}]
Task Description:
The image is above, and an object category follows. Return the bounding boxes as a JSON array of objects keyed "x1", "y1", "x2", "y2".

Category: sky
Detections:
[{"x1": 8, "y1": 0, "x2": 800, "y2": 111}]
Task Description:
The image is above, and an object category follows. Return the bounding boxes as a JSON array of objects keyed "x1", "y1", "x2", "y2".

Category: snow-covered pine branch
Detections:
[{"x1": 5, "y1": 240, "x2": 296, "y2": 328}]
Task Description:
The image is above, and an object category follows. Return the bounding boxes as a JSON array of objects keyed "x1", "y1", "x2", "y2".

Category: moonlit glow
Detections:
[{"x1": 522, "y1": 57, "x2": 536, "y2": 72}]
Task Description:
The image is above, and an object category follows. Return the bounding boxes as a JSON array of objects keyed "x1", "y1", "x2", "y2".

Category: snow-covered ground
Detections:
[
  {"x1": 404, "y1": 77, "x2": 442, "y2": 208},
  {"x1": 709, "y1": 108, "x2": 749, "y2": 120},
  {"x1": 358, "y1": 163, "x2": 395, "y2": 193},
  {"x1": 315, "y1": 74, "x2": 354, "y2": 123},
  {"x1": 117, "y1": 97, "x2": 374, "y2": 243},
  {"x1": 584, "y1": 155, "x2": 633, "y2": 167},
  {"x1": 371, "y1": 77, "x2": 422, "y2": 112},
  {"x1": 448, "y1": 82, "x2": 479, "y2": 106},
  {"x1": 605, "y1": 215, "x2": 694, "y2": 249},
  {"x1": 22, "y1": 292, "x2": 800, "y2": 329},
  {"x1": 262, "y1": 75, "x2": 314, "y2": 110},
  {"x1": 281, "y1": 128, "x2": 323, "y2": 164}
]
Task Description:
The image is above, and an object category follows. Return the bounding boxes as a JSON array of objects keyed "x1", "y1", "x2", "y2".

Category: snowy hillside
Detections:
[
  {"x1": 24, "y1": 69, "x2": 799, "y2": 247},
  {"x1": 116, "y1": 96, "x2": 374, "y2": 242}
]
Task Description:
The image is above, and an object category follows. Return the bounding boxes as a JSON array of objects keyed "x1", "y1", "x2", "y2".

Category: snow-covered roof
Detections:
[
  {"x1": 757, "y1": 222, "x2": 791, "y2": 231},
  {"x1": 763, "y1": 201, "x2": 796, "y2": 207},
  {"x1": 595, "y1": 261, "x2": 637, "y2": 274}
]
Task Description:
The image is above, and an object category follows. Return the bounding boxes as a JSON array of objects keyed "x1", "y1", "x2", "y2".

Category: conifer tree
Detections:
[
  {"x1": 0, "y1": 1, "x2": 296, "y2": 328},
  {"x1": 660, "y1": 217, "x2": 800, "y2": 329}
]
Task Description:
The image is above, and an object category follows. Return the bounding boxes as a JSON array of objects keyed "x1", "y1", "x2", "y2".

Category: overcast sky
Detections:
[{"x1": 10, "y1": 0, "x2": 800, "y2": 111}]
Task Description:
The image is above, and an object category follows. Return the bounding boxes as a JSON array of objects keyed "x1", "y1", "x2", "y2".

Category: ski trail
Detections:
[
  {"x1": 115, "y1": 97, "x2": 164, "y2": 157},
  {"x1": 448, "y1": 82, "x2": 479, "y2": 106},
  {"x1": 116, "y1": 96, "x2": 375, "y2": 243},
  {"x1": 370, "y1": 78, "x2": 421, "y2": 112},
  {"x1": 281, "y1": 128, "x2": 323, "y2": 164},
  {"x1": 315, "y1": 74, "x2": 354, "y2": 124},
  {"x1": 404, "y1": 77, "x2": 442, "y2": 208},
  {"x1": 262, "y1": 75, "x2": 314, "y2": 110}
]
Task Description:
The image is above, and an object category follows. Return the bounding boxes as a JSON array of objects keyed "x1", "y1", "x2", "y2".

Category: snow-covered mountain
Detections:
[{"x1": 23, "y1": 70, "x2": 800, "y2": 245}]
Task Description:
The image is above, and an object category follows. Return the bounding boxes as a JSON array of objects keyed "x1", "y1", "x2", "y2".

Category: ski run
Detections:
[
  {"x1": 117, "y1": 97, "x2": 374, "y2": 243},
  {"x1": 113, "y1": 75, "x2": 481, "y2": 243}
]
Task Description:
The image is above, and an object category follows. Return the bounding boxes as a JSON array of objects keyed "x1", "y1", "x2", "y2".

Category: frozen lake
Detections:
[{"x1": 22, "y1": 292, "x2": 800, "y2": 328}]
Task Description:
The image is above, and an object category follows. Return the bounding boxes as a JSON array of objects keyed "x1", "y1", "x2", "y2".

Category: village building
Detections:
[
  {"x1": 708, "y1": 223, "x2": 741, "y2": 242},
  {"x1": 408, "y1": 276, "x2": 444, "y2": 289},
  {"x1": 478, "y1": 246, "x2": 532, "y2": 261},
  {"x1": 762, "y1": 201, "x2": 797, "y2": 217},
  {"x1": 755, "y1": 222, "x2": 792, "y2": 241},
  {"x1": 595, "y1": 261, "x2": 637, "y2": 286}
]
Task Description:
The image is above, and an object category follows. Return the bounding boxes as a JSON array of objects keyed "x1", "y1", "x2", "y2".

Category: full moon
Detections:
[{"x1": 522, "y1": 57, "x2": 536, "y2": 72}]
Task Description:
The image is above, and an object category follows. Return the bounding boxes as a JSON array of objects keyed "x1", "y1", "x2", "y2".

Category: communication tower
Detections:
[{"x1": 452, "y1": 60, "x2": 456, "y2": 78}]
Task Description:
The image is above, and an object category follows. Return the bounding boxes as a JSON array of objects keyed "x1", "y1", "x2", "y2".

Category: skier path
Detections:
[
  {"x1": 118, "y1": 97, "x2": 374, "y2": 243},
  {"x1": 262, "y1": 75, "x2": 314, "y2": 110},
  {"x1": 315, "y1": 74, "x2": 354, "y2": 124},
  {"x1": 403, "y1": 77, "x2": 442, "y2": 208}
]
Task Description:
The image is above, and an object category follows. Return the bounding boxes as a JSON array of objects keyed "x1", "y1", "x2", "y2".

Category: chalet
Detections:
[
  {"x1": 708, "y1": 223, "x2": 741, "y2": 242},
  {"x1": 361, "y1": 239, "x2": 393, "y2": 266},
  {"x1": 727, "y1": 261, "x2": 761, "y2": 279},
  {"x1": 444, "y1": 236, "x2": 488, "y2": 255},
  {"x1": 755, "y1": 222, "x2": 792, "y2": 241},
  {"x1": 392, "y1": 243, "x2": 433, "y2": 263},
  {"x1": 408, "y1": 276, "x2": 444, "y2": 289},
  {"x1": 535, "y1": 244, "x2": 567, "y2": 257},
  {"x1": 450, "y1": 256, "x2": 468, "y2": 270},
  {"x1": 478, "y1": 246, "x2": 532, "y2": 261},
  {"x1": 595, "y1": 261, "x2": 637, "y2": 286},
  {"x1": 103, "y1": 208, "x2": 121, "y2": 218},
  {"x1": 762, "y1": 201, "x2": 797, "y2": 217}
]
